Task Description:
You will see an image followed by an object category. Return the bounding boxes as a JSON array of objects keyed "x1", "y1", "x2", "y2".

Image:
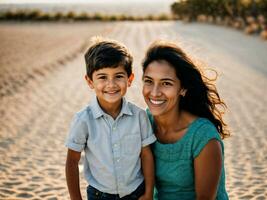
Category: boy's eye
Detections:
[
  {"x1": 116, "y1": 75, "x2": 124, "y2": 79},
  {"x1": 98, "y1": 76, "x2": 107, "y2": 80}
]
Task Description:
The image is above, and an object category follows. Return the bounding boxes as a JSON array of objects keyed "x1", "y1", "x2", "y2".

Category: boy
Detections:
[{"x1": 65, "y1": 37, "x2": 156, "y2": 200}]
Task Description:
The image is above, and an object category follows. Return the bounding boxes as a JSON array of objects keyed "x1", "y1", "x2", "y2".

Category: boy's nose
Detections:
[{"x1": 107, "y1": 79, "x2": 116, "y2": 86}]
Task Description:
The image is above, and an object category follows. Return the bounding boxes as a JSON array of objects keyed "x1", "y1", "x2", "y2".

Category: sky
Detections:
[
  {"x1": 0, "y1": 0, "x2": 176, "y2": 4},
  {"x1": 0, "y1": 0, "x2": 176, "y2": 15}
]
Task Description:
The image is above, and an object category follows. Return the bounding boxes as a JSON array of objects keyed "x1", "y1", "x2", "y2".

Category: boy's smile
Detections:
[{"x1": 86, "y1": 66, "x2": 133, "y2": 116}]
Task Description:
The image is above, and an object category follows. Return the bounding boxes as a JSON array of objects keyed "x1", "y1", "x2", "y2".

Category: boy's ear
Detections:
[
  {"x1": 128, "y1": 73, "x2": 134, "y2": 87},
  {"x1": 85, "y1": 75, "x2": 94, "y2": 89}
]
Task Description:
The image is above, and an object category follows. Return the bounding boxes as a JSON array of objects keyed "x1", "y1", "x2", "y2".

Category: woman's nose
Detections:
[{"x1": 150, "y1": 85, "x2": 161, "y2": 97}]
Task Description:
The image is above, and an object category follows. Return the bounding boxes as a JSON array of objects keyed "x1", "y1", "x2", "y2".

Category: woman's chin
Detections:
[{"x1": 148, "y1": 108, "x2": 164, "y2": 117}]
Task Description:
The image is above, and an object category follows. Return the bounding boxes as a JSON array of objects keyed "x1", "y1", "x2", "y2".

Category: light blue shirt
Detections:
[{"x1": 65, "y1": 96, "x2": 156, "y2": 197}]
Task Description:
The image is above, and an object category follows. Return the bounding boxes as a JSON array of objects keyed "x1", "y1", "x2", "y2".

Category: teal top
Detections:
[{"x1": 147, "y1": 111, "x2": 229, "y2": 200}]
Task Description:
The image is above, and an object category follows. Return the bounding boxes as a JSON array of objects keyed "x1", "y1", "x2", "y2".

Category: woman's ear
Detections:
[
  {"x1": 128, "y1": 73, "x2": 134, "y2": 87},
  {"x1": 180, "y1": 88, "x2": 187, "y2": 97},
  {"x1": 85, "y1": 75, "x2": 94, "y2": 89}
]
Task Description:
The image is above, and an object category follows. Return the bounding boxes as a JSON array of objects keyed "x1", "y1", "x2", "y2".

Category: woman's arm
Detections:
[
  {"x1": 65, "y1": 149, "x2": 83, "y2": 200},
  {"x1": 139, "y1": 145, "x2": 155, "y2": 200},
  {"x1": 194, "y1": 139, "x2": 222, "y2": 200}
]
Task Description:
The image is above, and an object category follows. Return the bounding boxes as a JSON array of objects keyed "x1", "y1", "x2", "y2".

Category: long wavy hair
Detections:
[{"x1": 142, "y1": 40, "x2": 230, "y2": 139}]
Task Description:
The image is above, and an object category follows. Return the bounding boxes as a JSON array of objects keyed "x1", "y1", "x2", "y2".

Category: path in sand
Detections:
[{"x1": 0, "y1": 21, "x2": 266, "y2": 199}]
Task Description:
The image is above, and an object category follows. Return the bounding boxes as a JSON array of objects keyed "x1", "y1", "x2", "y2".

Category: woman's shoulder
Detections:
[
  {"x1": 186, "y1": 117, "x2": 221, "y2": 144},
  {"x1": 190, "y1": 117, "x2": 218, "y2": 133},
  {"x1": 181, "y1": 112, "x2": 216, "y2": 134},
  {"x1": 189, "y1": 118, "x2": 223, "y2": 157}
]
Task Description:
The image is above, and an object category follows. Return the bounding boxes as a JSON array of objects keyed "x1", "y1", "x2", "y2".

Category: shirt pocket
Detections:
[{"x1": 123, "y1": 133, "x2": 141, "y2": 155}]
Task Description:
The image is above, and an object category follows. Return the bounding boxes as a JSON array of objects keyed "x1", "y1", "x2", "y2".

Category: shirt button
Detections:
[
  {"x1": 117, "y1": 159, "x2": 120, "y2": 162},
  {"x1": 112, "y1": 127, "x2": 116, "y2": 131}
]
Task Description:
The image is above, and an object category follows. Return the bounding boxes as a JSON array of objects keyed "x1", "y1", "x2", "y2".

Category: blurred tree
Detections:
[{"x1": 171, "y1": 0, "x2": 267, "y2": 20}]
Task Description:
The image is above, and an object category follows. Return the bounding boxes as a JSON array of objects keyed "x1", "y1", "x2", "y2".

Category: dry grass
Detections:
[{"x1": 0, "y1": 9, "x2": 174, "y2": 22}]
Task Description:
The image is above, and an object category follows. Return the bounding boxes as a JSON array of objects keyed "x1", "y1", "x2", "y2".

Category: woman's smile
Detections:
[
  {"x1": 149, "y1": 98, "x2": 166, "y2": 106},
  {"x1": 142, "y1": 60, "x2": 183, "y2": 116}
]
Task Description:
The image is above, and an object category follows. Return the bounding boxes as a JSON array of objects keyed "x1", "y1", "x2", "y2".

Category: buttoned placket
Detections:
[{"x1": 104, "y1": 114, "x2": 124, "y2": 195}]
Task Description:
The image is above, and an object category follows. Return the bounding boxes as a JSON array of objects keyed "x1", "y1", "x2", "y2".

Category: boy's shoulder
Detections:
[
  {"x1": 125, "y1": 100, "x2": 146, "y2": 115},
  {"x1": 74, "y1": 104, "x2": 94, "y2": 121}
]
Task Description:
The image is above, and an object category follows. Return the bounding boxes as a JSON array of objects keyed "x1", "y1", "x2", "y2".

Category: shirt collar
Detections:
[{"x1": 90, "y1": 95, "x2": 133, "y2": 119}]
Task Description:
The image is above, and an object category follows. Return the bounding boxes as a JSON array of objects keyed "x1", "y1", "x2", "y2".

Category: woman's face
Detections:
[{"x1": 142, "y1": 60, "x2": 185, "y2": 117}]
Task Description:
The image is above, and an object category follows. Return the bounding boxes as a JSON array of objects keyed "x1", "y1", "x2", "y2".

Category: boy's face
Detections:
[{"x1": 85, "y1": 65, "x2": 134, "y2": 109}]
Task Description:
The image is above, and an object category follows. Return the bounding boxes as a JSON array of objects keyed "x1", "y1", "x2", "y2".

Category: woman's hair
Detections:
[{"x1": 142, "y1": 40, "x2": 230, "y2": 139}]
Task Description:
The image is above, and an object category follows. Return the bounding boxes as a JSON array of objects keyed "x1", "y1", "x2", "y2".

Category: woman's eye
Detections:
[
  {"x1": 144, "y1": 79, "x2": 152, "y2": 84},
  {"x1": 162, "y1": 82, "x2": 172, "y2": 86}
]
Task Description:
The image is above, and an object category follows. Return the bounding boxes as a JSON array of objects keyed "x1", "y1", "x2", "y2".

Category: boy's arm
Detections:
[
  {"x1": 139, "y1": 145, "x2": 154, "y2": 200},
  {"x1": 66, "y1": 149, "x2": 83, "y2": 200}
]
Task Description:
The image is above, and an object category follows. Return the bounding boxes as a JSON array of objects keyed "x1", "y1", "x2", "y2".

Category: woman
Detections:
[{"x1": 142, "y1": 40, "x2": 230, "y2": 200}]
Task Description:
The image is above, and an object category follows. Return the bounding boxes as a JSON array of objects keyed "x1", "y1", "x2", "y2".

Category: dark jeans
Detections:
[{"x1": 87, "y1": 182, "x2": 145, "y2": 200}]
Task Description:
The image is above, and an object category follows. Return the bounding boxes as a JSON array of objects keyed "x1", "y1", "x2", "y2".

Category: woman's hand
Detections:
[{"x1": 138, "y1": 194, "x2": 153, "y2": 200}]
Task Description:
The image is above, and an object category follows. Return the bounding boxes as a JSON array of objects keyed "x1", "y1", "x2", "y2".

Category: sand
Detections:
[{"x1": 0, "y1": 21, "x2": 266, "y2": 200}]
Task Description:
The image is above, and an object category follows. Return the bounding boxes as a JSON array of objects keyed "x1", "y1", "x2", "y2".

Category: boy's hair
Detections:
[{"x1": 84, "y1": 37, "x2": 133, "y2": 79}]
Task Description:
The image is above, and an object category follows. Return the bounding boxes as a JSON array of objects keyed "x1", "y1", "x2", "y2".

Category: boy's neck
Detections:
[{"x1": 97, "y1": 98, "x2": 123, "y2": 119}]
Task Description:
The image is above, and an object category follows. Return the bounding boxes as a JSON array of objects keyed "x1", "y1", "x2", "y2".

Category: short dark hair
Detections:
[
  {"x1": 142, "y1": 40, "x2": 230, "y2": 139},
  {"x1": 84, "y1": 37, "x2": 133, "y2": 79}
]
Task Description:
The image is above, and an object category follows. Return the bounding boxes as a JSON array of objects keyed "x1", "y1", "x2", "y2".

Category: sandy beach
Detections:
[{"x1": 0, "y1": 21, "x2": 266, "y2": 199}]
